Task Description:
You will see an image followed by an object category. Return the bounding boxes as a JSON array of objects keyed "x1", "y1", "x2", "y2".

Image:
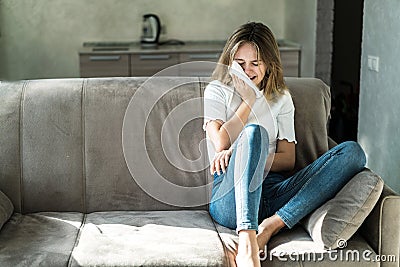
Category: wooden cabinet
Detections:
[
  {"x1": 131, "y1": 53, "x2": 180, "y2": 76},
  {"x1": 179, "y1": 52, "x2": 221, "y2": 77},
  {"x1": 280, "y1": 50, "x2": 301, "y2": 77},
  {"x1": 79, "y1": 54, "x2": 130, "y2": 78},
  {"x1": 79, "y1": 42, "x2": 300, "y2": 78}
]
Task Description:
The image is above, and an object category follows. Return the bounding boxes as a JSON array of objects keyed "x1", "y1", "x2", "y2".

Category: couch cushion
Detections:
[
  {"x1": 285, "y1": 78, "x2": 331, "y2": 173},
  {"x1": 70, "y1": 210, "x2": 226, "y2": 266},
  {"x1": 21, "y1": 79, "x2": 85, "y2": 213},
  {"x1": 0, "y1": 81, "x2": 24, "y2": 212},
  {"x1": 0, "y1": 190, "x2": 13, "y2": 230},
  {"x1": 0, "y1": 212, "x2": 83, "y2": 266},
  {"x1": 300, "y1": 169, "x2": 384, "y2": 249},
  {"x1": 84, "y1": 77, "x2": 209, "y2": 211}
]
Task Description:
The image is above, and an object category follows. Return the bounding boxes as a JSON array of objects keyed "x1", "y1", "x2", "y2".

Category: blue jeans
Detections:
[{"x1": 209, "y1": 124, "x2": 366, "y2": 232}]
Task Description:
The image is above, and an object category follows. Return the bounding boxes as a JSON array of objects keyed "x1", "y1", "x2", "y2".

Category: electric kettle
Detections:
[{"x1": 140, "y1": 14, "x2": 161, "y2": 48}]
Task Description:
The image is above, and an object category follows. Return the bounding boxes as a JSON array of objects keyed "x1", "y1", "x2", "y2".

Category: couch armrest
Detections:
[{"x1": 360, "y1": 183, "x2": 400, "y2": 266}]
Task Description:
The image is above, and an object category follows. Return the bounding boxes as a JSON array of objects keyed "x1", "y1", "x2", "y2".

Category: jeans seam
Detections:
[
  {"x1": 271, "y1": 167, "x2": 313, "y2": 200},
  {"x1": 237, "y1": 223, "x2": 258, "y2": 231},
  {"x1": 236, "y1": 136, "x2": 244, "y2": 232}
]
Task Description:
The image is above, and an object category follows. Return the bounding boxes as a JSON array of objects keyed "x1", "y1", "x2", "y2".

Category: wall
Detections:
[
  {"x1": 284, "y1": 0, "x2": 317, "y2": 77},
  {"x1": 358, "y1": 0, "x2": 400, "y2": 193},
  {"x1": 314, "y1": 0, "x2": 334, "y2": 85},
  {"x1": 0, "y1": 0, "x2": 285, "y2": 80}
]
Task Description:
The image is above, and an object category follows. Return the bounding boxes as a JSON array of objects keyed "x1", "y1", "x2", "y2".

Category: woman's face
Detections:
[{"x1": 233, "y1": 42, "x2": 267, "y2": 87}]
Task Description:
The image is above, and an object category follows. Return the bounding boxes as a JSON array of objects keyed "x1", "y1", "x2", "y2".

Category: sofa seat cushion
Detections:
[
  {"x1": 0, "y1": 212, "x2": 83, "y2": 267},
  {"x1": 70, "y1": 210, "x2": 227, "y2": 267}
]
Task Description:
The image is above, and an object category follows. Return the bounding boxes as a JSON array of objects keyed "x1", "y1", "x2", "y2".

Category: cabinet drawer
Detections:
[
  {"x1": 131, "y1": 53, "x2": 179, "y2": 76},
  {"x1": 179, "y1": 52, "x2": 220, "y2": 77},
  {"x1": 179, "y1": 52, "x2": 221, "y2": 62},
  {"x1": 280, "y1": 51, "x2": 300, "y2": 77},
  {"x1": 80, "y1": 54, "x2": 130, "y2": 77}
]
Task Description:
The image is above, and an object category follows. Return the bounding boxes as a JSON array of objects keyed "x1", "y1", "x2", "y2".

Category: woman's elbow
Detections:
[
  {"x1": 213, "y1": 140, "x2": 230, "y2": 153},
  {"x1": 285, "y1": 156, "x2": 296, "y2": 171},
  {"x1": 287, "y1": 160, "x2": 295, "y2": 172},
  {"x1": 277, "y1": 155, "x2": 295, "y2": 172}
]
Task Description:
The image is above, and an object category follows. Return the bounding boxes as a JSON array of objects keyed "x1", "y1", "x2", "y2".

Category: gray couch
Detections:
[{"x1": 0, "y1": 77, "x2": 398, "y2": 267}]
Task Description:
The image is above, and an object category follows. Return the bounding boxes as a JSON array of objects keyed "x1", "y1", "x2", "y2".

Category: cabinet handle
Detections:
[
  {"x1": 90, "y1": 56, "x2": 121, "y2": 61},
  {"x1": 139, "y1": 55, "x2": 171, "y2": 60},
  {"x1": 188, "y1": 53, "x2": 220, "y2": 60}
]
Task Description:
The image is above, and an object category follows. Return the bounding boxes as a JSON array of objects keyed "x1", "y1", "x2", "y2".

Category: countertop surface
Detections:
[{"x1": 79, "y1": 40, "x2": 301, "y2": 54}]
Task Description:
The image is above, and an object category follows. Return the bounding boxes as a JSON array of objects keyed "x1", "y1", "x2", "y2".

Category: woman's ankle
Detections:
[
  {"x1": 236, "y1": 253, "x2": 261, "y2": 267},
  {"x1": 238, "y1": 230, "x2": 259, "y2": 254},
  {"x1": 236, "y1": 230, "x2": 261, "y2": 267}
]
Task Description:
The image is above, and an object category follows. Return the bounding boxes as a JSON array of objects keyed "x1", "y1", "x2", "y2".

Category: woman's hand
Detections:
[
  {"x1": 232, "y1": 75, "x2": 256, "y2": 105},
  {"x1": 210, "y1": 148, "x2": 233, "y2": 175}
]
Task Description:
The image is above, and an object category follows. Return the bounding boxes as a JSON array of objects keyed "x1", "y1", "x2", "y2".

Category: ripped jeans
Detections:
[{"x1": 209, "y1": 124, "x2": 366, "y2": 232}]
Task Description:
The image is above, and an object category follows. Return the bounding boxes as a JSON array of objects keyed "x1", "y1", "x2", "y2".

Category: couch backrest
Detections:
[
  {"x1": 0, "y1": 77, "x2": 331, "y2": 214},
  {"x1": 284, "y1": 77, "x2": 331, "y2": 174}
]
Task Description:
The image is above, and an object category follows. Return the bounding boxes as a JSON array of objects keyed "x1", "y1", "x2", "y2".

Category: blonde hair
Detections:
[{"x1": 212, "y1": 22, "x2": 287, "y2": 100}]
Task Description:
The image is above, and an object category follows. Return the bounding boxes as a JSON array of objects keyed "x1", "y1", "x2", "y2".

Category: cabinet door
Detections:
[
  {"x1": 280, "y1": 51, "x2": 300, "y2": 77},
  {"x1": 80, "y1": 54, "x2": 130, "y2": 77},
  {"x1": 131, "y1": 53, "x2": 179, "y2": 76},
  {"x1": 179, "y1": 52, "x2": 221, "y2": 77}
]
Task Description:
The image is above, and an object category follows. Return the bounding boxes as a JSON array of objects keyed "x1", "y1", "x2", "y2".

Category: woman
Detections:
[{"x1": 203, "y1": 22, "x2": 366, "y2": 267}]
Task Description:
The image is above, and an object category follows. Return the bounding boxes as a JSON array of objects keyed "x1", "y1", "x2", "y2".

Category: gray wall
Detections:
[
  {"x1": 0, "y1": 0, "x2": 288, "y2": 80},
  {"x1": 284, "y1": 0, "x2": 317, "y2": 78},
  {"x1": 314, "y1": 0, "x2": 334, "y2": 85},
  {"x1": 358, "y1": 0, "x2": 400, "y2": 193}
]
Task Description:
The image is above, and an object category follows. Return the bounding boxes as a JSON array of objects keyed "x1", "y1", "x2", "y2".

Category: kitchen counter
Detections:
[
  {"x1": 79, "y1": 40, "x2": 301, "y2": 54},
  {"x1": 79, "y1": 41, "x2": 225, "y2": 55},
  {"x1": 79, "y1": 40, "x2": 301, "y2": 77}
]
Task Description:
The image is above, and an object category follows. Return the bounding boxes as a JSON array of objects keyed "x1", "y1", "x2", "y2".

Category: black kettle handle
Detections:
[{"x1": 143, "y1": 14, "x2": 161, "y2": 42}]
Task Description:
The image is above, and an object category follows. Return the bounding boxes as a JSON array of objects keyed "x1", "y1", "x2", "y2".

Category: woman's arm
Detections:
[
  {"x1": 206, "y1": 77, "x2": 256, "y2": 152},
  {"x1": 269, "y1": 139, "x2": 295, "y2": 172},
  {"x1": 206, "y1": 99, "x2": 255, "y2": 152}
]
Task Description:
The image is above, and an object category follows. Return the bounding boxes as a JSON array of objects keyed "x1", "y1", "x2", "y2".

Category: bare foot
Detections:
[
  {"x1": 226, "y1": 249, "x2": 237, "y2": 267},
  {"x1": 236, "y1": 230, "x2": 261, "y2": 267},
  {"x1": 236, "y1": 253, "x2": 261, "y2": 267},
  {"x1": 256, "y1": 214, "x2": 285, "y2": 255},
  {"x1": 223, "y1": 237, "x2": 238, "y2": 267}
]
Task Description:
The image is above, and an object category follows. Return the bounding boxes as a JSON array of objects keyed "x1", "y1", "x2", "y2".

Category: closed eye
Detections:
[
  {"x1": 237, "y1": 62, "x2": 258, "y2": 67},
  {"x1": 233, "y1": 59, "x2": 262, "y2": 68}
]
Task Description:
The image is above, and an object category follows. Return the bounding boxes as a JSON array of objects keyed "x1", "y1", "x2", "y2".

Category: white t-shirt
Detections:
[{"x1": 203, "y1": 80, "x2": 296, "y2": 163}]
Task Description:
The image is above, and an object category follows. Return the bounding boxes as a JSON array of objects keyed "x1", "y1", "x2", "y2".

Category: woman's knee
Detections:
[
  {"x1": 338, "y1": 141, "x2": 367, "y2": 170},
  {"x1": 241, "y1": 124, "x2": 269, "y2": 145}
]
